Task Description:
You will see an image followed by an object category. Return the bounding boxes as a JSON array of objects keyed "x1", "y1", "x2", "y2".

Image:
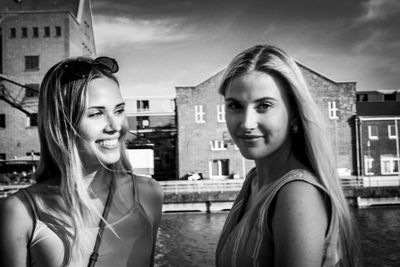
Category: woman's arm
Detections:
[
  {"x1": 271, "y1": 181, "x2": 329, "y2": 267},
  {"x1": 0, "y1": 193, "x2": 34, "y2": 267}
]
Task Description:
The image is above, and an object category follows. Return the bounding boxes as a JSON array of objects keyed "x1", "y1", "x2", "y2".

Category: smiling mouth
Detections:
[
  {"x1": 96, "y1": 139, "x2": 119, "y2": 148},
  {"x1": 238, "y1": 136, "x2": 264, "y2": 143}
]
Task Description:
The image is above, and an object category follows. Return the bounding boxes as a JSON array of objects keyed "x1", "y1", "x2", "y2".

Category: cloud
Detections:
[
  {"x1": 358, "y1": 0, "x2": 400, "y2": 22},
  {"x1": 93, "y1": 15, "x2": 192, "y2": 51}
]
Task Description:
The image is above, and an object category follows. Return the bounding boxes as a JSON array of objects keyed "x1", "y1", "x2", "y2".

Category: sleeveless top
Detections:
[
  {"x1": 216, "y1": 169, "x2": 342, "y2": 267},
  {"x1": 19, "y1": 173, "x2": 154, "y2": 267}
]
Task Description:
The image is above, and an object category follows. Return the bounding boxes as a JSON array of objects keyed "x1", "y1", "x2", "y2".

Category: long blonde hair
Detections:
[
  {"x1": 35, "y1": 57, "x2": 132, "y2": 264},
  {"x1": 219, "y1": 45, "x2": 358, "y2": 266}
]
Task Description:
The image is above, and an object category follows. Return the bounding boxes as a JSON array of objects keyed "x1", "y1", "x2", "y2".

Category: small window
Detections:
[
  {"x1": 0, "y1": 114, "x2": 5, "y2": 128},
  {"x1": 25, "y1": 56, "x2": 39, "y2": 71},
  {"x1": 44, "y1": 26, "x2": 50, "y2": 37},
  {"x1": 356, "y1": 94, "x2": 368, "y2": 102},
  {"x1": 21, "y1": 27, "x2": 27, "y2": 38},
  {"x1": 210, "y1": 159, "x2": 229, "y2": 178},
  {"x1": 210, "y1": 140, "x2": 227, "y2": 151},
  {"x1": 0, "y1": 153, "x2": 6, "y2": 160},
  {"x1": 368, "y1": 125, "x2": 378, "y2": 140},
  {"x1": 388, "y1": 125, "x2": 397, "y2": 139},
  {"x1": 328, "y1": 101, "x2": 339, "y2": 120},
  {"x1": 217, "y1": 104, "x2": 225, "y2": 123},
  {"x1": 10, "y1": 28, "x2": 16, "y2": 38},
  {"x1": 137, "y1": 116, "x2": 150, "y2": 128},
  {"x1": 32, "y1": 27, "x2": 39, "y2": 38},
  {"x1": 137, "y1": 100, "x2": 149, "y2": 112},
  {"x1": 27, "y1": 113, "x2": 38, "y2": 127},
  {"x1": 25, "y1": 84, "x2": 39, "y2": 98},
  {"x1": 383, "y1": 93, "x2": 396, "y2": 102},
  {"x1": 55, "y1": 26, "x2": 61, "y2": 37},
  {"x1": 380, "y1": 155, "x2": 399, "y2": 175},
  {"x1": 364, "y1": 156, "x2": 374, "y2": 175},
  {"x1": 195, "y1": 105, "x2": 205, "y2": 123}
]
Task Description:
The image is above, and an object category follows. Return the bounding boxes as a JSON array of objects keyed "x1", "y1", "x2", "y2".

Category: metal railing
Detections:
[{"x1": 1, "y1": 176, "x2": 400, "y2": 197}]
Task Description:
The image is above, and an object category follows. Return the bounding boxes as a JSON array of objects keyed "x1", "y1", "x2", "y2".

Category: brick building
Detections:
[
  {"x1": 0, "y1": 0, "x2": 95, "y2": 161},
  {"x1": 355, "y1": 90, "x2": 400, "y2": 180},
  {"x1": 176, "y1": 63, "x2": 357, "y2": 180}
]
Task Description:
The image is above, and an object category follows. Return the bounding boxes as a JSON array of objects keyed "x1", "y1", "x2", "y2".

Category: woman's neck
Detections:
[
  {"x1": 83, "y1": 168, "x2": 113, "y2": 194},
  {"x1": 254, "y1": 146, "x2": 305, "y2": 191}
]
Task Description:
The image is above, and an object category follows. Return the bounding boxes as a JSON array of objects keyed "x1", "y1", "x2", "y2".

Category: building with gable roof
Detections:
[
  {"x1": 176, "y1": 64, "x2": 357, "y2": 179},
  {"x1": 355, "y1": 90, "x2": 400, "y2": 183},
  {"x1": 0, "y1": 0, "x2": 95, "y2": 161}
]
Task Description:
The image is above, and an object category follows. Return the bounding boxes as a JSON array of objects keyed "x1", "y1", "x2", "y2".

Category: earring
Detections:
[{"x1": 290, "y1": 123, "x2": 299, "y2": 134}]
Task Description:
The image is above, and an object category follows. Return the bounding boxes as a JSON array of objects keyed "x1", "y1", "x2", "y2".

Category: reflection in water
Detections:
[{"x1": 155, "y1": 207, "x2": 400, "y2": 267}]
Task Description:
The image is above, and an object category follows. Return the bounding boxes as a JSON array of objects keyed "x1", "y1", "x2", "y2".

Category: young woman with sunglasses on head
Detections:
[
  {"x1": 215, "y1": 45, "x2": 359, "y2": 267},
  {"x1": 0, "y1": 57, "x2": 163, "y2": 267}
]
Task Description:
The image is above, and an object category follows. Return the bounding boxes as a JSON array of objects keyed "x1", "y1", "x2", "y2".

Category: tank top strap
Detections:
[
  {"x1": 20, "y1": 188, "x2": 40, "y2": 221},
  {"x1": 273, "y1": 169, "x2": 327, "y2": 195},
  {"x1": 128, "y1": 171, "x2": 140, "y2": 206}
]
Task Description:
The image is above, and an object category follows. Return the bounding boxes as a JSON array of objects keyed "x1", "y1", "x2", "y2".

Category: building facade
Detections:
[
  {"x1": 125, "y1": 97, "x2": 177, "y2": 180},
  {"x1": 0, "y1": 0, "x2": 95, "y2": 160},
  {"x1": 356, "y1": 90, "x2": 400, "y2": 180},
  {"x1": 176, "y1": 64, "x2": 357, "y2": 180}
]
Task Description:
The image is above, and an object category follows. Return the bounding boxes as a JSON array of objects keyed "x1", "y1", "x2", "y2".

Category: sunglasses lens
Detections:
[
  {"x1": 66, "y1": 61, "x2": 92, "y2": 76},
  {"x1": 95, "y1": 57, "x2": 119, "y2": 73}
]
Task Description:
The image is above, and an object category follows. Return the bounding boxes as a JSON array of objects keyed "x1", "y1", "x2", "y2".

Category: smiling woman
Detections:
[
  {"x1": 216, "y1": 45, "x2": 359, "y2": 267},
  {"x1": 0, "y1": 57, "x2": 163, "y2": 267}
]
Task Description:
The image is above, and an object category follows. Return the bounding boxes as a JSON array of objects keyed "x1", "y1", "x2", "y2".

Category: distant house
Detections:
[
  {"x1": 355, "y1": 90, "x2": 400, "y2": 183},
  {"x1": 0, "y1": 0, "x2": 95, "y2": 161},
  {"x1": 125, "y1": 97, "x2": 177, "y2": 180},
  {"x1": 176, "y1": 64, "x2": 357, "y2": 180}
]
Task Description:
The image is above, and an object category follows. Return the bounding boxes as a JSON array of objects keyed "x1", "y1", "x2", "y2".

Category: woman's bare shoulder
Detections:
[{"x1": 135, "y1": 175, "x2": 163, "y2": 198}]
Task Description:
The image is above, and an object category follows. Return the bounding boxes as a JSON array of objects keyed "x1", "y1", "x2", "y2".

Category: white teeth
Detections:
[{"x1": 98, "y1": 139, "x2": 118, "y2": 147}]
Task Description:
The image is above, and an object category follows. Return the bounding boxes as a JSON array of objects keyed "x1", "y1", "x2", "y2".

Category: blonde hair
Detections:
[
  {"x1": 219, "y1": 45, "x2": 358, "y2": 266},
  {"x1": 35, "y1": 57, "x2": 131, "y2": 264}
]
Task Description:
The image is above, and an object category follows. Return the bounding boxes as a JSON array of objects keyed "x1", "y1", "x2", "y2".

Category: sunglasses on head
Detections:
[{"x1": 60, "y1": 56, "x2": 119, "y2": 83}]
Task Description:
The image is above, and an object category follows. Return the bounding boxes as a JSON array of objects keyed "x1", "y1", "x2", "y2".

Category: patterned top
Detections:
[
  {"x1": 216, "y1": 169, "x2": 341, "y2": 267},
  {"x1": 19, "y1": 173, "x2": 154, "y2": 267}
]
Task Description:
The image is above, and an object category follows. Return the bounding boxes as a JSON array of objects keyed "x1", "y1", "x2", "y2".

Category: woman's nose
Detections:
[
  {"x1": 105, "y1": 115, "x2": 122, "y2": 132},
  {"x1": 241, "y1": 109, "x2": 257, "y2": 130}
]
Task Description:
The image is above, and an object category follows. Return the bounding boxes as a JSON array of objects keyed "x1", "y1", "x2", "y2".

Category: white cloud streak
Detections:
[{"x1": 93, "y1": 15, "x2": 192, "y2": 51}]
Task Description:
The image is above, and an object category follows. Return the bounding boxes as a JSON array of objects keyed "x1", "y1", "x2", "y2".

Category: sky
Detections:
[{"x1": 91, "y1": 0, "x2": 400, "y2": 98}]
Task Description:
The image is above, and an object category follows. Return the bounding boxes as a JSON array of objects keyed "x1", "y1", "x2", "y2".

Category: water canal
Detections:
[{"x1": 155, "y1": 206, "x2": 400, "y2": 267}]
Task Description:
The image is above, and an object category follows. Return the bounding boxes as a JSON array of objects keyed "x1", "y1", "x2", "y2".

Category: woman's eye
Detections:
[
  {"x1": 256, "y1": 102, "x2": 271, "y2": 112},
  {"x1": 115, "y1": 108, "x2": 125, "y2": 115},
  {"x1": 88, "y1": 111, "x2": 103, "y2": 118},
  {"x1": 226, "y1": 102, "x2": 241, "y2": 110}
]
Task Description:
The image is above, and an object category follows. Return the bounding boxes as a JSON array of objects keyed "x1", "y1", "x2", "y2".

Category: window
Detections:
[
  {"x1": 388, "y1": 125, "x2": 397, "y2": 139},
  {"x1": 195, "y1": 105, "x2": 205, "y2": 123},
  {"x1": 217, "y1": 104, "x2": 225, "y2": 123},
  {"x1": 0, "y1": 153, "x2": 5, "y2": 160},
  {"x1": 380, "y1": 155, "x2": 399, "y2": 175},
  {"x1": 32, "y1": 27, "x2": 39, "y2": 38},
  {"x1": 10, "y1": 28, "x2": 16, "y2": 38},
  {"x1": 21, "y1": 27, "x2": 27, "y2": 38},
  {"x1": 136, "y1": 100, "x2": 149, "y2": 112},
  {"x1": 55, "y1": 26, "x2": 61, "y2": 37},
  {"x1": 25, "y1": 56, "x2": 39, "y2": 71},
  {"x1": 137, "y1": 116, "x2": 150, "y2": 128},
  {"x1": 27, "y1": 113, "x2": 38, "y2": 127},
  {"x1": 209, "y1": 159, "x2": 229, "y2": 178},
  {"x1": 356, "y1": 94, "x2": 368, "y2": 102},
  {"x1": 368, "y1": 125, "x2": 378, "y2": 140},
  {"x1": 25, "y1": 84, "x2": 39, "y2": 98},
  {"x1": 44, "y1": 26, "x2": 50, "y2": 37},
  {"x1": 328, "y1": 101, "x2": 339, "y2": 119},
  {"x1": 364, "y1": 156, "x2": 374, "y2": 175},
  {"x1": 383, "y1": 93, "x2": 396, "y2": 101},
  {"x1": 210, "y1": 140, "x2": 227, "y2": 151},
  {"x1": 0, "y1": 114, "x2": 5, "y2": 128}
]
